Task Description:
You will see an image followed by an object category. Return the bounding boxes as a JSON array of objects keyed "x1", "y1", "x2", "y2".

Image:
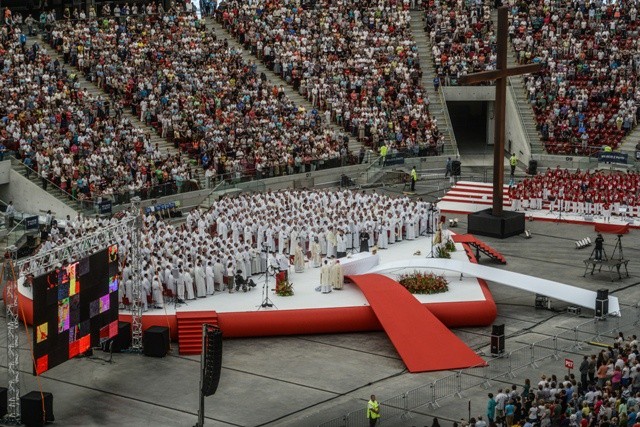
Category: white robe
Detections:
[
  {"x1": 176, "y1": 274, "x2": 185, "y2": 301},
  {"x1": 278, "y1": 229, "x2": 288, "y2": 254},
  {"x1": 326, "y1": 230, "x2": 337, "y2": 257},
  {"x1": 194, "y1": 266, "x2": 206, "y2": 297},
  {"x1": 289, "y1": 230, "x2": 298, "y2": 255},
  {"x1": 330, "y1": 262, "x2": 344, "y2": 290},
  {"x1": 244, "y1": 226, "x2": 253, "y2": 246},
  {"x1": 336, "y1": 234, "x2": 347, "y2": 255},
  {"x1": 213, "y1": 262, "x2": 225, "y2": 289},
  {"x1": 320, "y1": 263, "x2": 331, "y2": 293},
  {"x1": 151, "y1": 279, "x2": 163, "y2": 308},
  {"x1": 310, "y1": 242, "x2": 321, "y2": 267},
  {"x1": 205, "y1": 265, "x2": 215, "y2": 295},
  {"x1": 294, "y1": 246, "x2": 305, "y2": 273},
  {"x1": 406, "y1": 219, "x2": 416, "y2": 240},
  {"x1": 125, "y1": 279, "x2": 133, "y2": 304},
  {"x1": 142, "y1": 277, "x2": 151, "y2": 311},
  {"x1": 184, "y1": 271, "x2": 195, "y2": 300}
]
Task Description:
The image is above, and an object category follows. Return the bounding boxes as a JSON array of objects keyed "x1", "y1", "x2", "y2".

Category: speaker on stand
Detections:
[
  {"x1": 595, "y1": 289, "x2": 609, "y2": 318},
  {"x1": 202, "y1": 327, "x2": 223, "y2": 397},
  {"x1": 490, "y1": 324, "x2": 505, "y2": 356},
  {"x1": 196, "y1": 325, "x2": 223, "y2": 427}
]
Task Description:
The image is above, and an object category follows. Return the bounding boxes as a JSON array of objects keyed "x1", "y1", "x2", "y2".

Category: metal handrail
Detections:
[
  {"x1": 10, "y1": 155, "x2": 205, "y2": 209},
  {"x1": 10, "y1": 156, "x2": 92, "y2": 211},
  {"x1": 507, "y1": 77, "x2": 542, "y2": 153},
  {"x1": 436, "y1": 86, "x2": 460, "y2": 158}
]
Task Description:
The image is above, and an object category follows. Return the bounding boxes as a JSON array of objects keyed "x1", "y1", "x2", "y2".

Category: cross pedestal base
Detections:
[{"x1": 467, "y1": 209, "x2": 525, "y2": 239}]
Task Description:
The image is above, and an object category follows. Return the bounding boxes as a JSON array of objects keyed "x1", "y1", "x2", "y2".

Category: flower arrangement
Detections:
[
  {"x1": 275, "y1": 276, "x2": 294, "y2": 296},
  {"x1": 436, "y1": 246, "x2": 451, "y2": 259},
  {"x1": 444, "y1": 239, "x2": 456, "y2": 252},
  {"x1": 398, "y1": 271, "x2": 449, "y2": 295}
]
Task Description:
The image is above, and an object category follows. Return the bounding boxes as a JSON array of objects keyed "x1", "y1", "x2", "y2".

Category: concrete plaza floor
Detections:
[{"x1": 2, "y1": 216, "x2": 639, "y2": 427}]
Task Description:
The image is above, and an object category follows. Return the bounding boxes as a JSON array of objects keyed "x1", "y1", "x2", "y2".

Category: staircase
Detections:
[
  {"x1": 35, "y1": 36, "x2": 205, "y2": 188},
  {"x1": 409, "y1": 10, "x2": 458, "y2": 157},
  {"x1": 10, "y1": 156, "x2": 83, "y2": 213},
  {"x1": 451, "y1": 234, "x2": 507, "y2": 264},
  {"x1": 176, "y1": 311, "x2": 219, "y2": 355},
  {"x1": 493, "y1": 9, "x2": 544, "y2": 155},
  {"x1": 618, "y1": 125, "x2": 640, "y2": 160},
  {"x1": 205, "y1": 18, "x2": 360, "y2": 154}
]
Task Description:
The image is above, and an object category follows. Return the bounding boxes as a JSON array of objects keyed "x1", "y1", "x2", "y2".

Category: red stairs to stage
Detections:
[
  {"x1": 176, "y1": 311, "x2": 219, "y2": 355},
  {"x1": 452, "y1": 234, "x2": 507, "y2": 264}
]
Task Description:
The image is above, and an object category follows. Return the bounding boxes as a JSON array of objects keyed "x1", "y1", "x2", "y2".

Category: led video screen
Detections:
[{"x1": 33, "y1": 245, "x2": 120, "y2": 374}]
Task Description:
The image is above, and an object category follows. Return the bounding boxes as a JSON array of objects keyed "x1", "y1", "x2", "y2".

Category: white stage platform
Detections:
[
  {"x1": 18, "y1": 232, "x2": 618, "y2": 318},
  {"x1": 13, "y1": 236, "x2": 486, "y2": 316},
  {"x1": 369, "y1": 259, "x2": 621, "y2": 315}
]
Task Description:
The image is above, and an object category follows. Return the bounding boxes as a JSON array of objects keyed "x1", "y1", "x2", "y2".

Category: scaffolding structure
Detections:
[
  {"x1": 7, "y1": 208, "x2": 143, "y2": 418},
  {"x1": 3, "y1": 251, "x2": 20, "y2": 424},
  {"x1": 129, "y1": 197, "x2": 144, "y2": 351}
]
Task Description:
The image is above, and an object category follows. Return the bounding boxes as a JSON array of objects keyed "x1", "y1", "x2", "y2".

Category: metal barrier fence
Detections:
[
  {"x1": 318, "y1": 306, "x2": 640, "y2": 426},
  {"x1": 506, "y1": 345, "x2": 532, "y2": 378}
]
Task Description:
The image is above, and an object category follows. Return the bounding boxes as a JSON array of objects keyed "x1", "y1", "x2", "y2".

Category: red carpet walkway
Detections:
[{"x1": 349, "y1": 274, "x2": 485, "y2": 373}]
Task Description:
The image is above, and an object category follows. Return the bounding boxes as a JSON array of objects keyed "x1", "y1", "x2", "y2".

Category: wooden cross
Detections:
[{"x1": 458, "y1": 6, "x2": 541, "y2": 217}]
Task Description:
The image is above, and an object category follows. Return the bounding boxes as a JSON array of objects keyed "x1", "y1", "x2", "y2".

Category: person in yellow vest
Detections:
[
  {"x1": 367, "y1": 394, "x2": 380, "y2": 426},
  {"x1": 379, "y1": 144, "x2": 388, "y2": 166},
  {"x1": 509, "y1": 153, "x2": 518, "y2": 176},
  {"x1": 410, "y1": 166, "x2": 418, "y2": 192}
]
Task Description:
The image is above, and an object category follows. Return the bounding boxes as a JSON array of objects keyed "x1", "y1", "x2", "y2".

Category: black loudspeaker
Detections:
[
  {"x1": 528, "y1": 159, "x2": 538, "y2": 175},
  {"x1": 21, "y1": 391, "x2": 54, "y2": 427},
  {"x1": 597, "y1": 289, "x2": 609, "y2": 300},
  {"x1": 491, "y1": 323, "x2": 505, "y2": 355},
  {"x1": 596, "y1": 299, "x2": 609, "y2": 317},
  {"x1": 202, "y1": 327, "x2": 223, "y2": 397},
  {"x1": 102, "y1": 321, "x2": 132, "y2": 353},
  {"x1": 491, "y1": 324, "x2": 505, "y2": 336},
  {"x1": 143, "y1": 326, "x2": 170, "y2": 357},
  {"x1": 491, "y1": 335, "x2": 505, "y2": 355},
  {"x1": 452, "y1": 160, "x2": 461, "y2": 176},
  {"x1": 0, "y1": 387, "x2": 7, "y2": 418}
]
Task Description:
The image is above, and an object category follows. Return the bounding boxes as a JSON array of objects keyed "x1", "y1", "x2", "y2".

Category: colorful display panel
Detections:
[{"x1": 32, "y1": 245, "x2": 120, "y2": 375}]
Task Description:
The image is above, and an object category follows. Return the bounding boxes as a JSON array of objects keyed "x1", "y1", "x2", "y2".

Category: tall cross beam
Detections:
[{"x1": 458, "y1": 6, "x2": 541, "y2": 217}]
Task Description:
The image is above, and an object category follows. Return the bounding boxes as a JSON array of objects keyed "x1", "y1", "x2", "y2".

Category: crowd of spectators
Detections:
[
  {"x1": 218, "y1": 0, "x2": 446, "y2": 155},
  {"x1": 472, "y1": 333, "x2": 640, "y2": 427},
  {"x1": 0, "y1": 21, "x2": 192, "y2": 206},
  {"x1": 418, "y1": 0, "x2": 640, "y2": 155},
  {"x1": 48, "y1": 7, "x2": 351, "y2": 183},
  {"x1": 509, "y1": 0, "x2": 640, "y2": 155},
  {"x1": 508, "y1": 168, "x2": 640, "y2": 218},
  {"x1": 423, "y1": 0, "x2": 497, "y2": 86}
]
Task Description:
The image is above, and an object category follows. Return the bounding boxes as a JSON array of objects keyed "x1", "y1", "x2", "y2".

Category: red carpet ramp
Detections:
[{"x1": 349, "y1": 273, "x2": 485, "y2": 373}]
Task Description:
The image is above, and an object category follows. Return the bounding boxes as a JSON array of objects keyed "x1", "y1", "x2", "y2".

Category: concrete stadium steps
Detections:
[
  {"x1": 618, "y1": 126, "x2": 640, "y2": 159},
  {"x1": 10, "y1": 157, "x2": 82, "y2": 213},
  {"x1": 205, "y1": 17, "x2": 361, "y2": 154},
  {"x1": 488, "y1": 8, "x2": 544, "y2": 155},
  {"x1": 176, "y1": 311, "x2": 219, "y2": 355},
  {"x1": 409, "y1": 10, "x2": 457, "y2": 157},
  {"x1": 37, "y1": 35, "x2": 208, "y2": 190}
]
